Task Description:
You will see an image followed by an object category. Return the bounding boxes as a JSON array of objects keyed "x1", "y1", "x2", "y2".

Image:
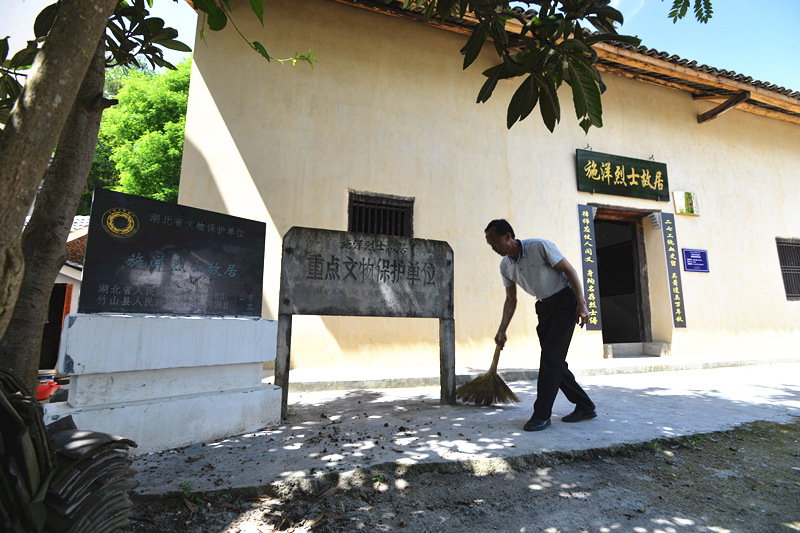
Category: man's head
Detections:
[{"x1": 485, "y1": 219, "x2": 517, "y2": 257}]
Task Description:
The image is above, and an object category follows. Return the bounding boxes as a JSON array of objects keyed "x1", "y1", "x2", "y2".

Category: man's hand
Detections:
[
  {"x1": 495, "y1": 331, "x2": 507, "y2": 347},
  {"x1": 576, "y1": 302, "x2": 589, "y2": 328}
]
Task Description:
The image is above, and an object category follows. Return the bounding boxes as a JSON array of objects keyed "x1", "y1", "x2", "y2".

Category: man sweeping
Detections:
[{"x1": 484, "y1": 219, "x2": 596, "y2": 432}]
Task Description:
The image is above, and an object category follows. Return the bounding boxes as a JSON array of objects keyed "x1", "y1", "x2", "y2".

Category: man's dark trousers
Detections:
[{"x1": 532, "y1": 287, "x2": 594, "y2": 420}]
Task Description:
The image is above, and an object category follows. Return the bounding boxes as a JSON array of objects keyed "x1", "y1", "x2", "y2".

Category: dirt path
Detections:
[{"x1": 127, "y1": 418, "x2": 800, "y2": 533}]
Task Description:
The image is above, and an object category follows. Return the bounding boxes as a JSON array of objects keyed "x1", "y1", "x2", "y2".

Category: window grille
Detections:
[
  {"x1": 348, "y1": 192, "x2": 414, "y2": 237},
  {"x1": 777, "y1": 238, "x2": 800, "y2": 300}
]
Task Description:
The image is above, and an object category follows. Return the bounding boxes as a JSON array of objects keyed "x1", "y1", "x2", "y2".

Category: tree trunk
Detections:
[
  {"x1": 0, "y1": 0, "x2": 117, "y2": 345},
  {"x1": 0, "y1": 40, "x2": 112, "y2": 391}
]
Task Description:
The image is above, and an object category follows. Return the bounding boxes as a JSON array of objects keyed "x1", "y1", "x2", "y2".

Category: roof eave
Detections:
[{"x1": 329, "y1": 0, "x2": 800, "y2": 126}]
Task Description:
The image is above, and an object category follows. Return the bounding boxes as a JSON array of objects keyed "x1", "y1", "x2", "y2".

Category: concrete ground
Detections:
[{"x1": 130, "y1": 354, "x2": 800, "y2": 497}]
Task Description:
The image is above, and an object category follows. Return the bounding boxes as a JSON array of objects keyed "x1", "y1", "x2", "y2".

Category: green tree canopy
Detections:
[{"x1": 99, "y1": 59, "x2": 190, "y2": 204}]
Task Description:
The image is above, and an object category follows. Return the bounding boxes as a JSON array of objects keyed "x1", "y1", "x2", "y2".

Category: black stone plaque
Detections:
[
  {"x1": 660, "y1": 213, "x2": 687, "y2": 328},
  {"x1": 78, "y1": 189, "x2": 265, "y2": 316},
  {"x1": 576, "y1": 149, "x2": 669, "y2": 202},
  {"x1": 279, "y1": 227, "x2": 454, "y2": 318},
  {"x1": 577, "y1": 205, "x2": 602, "y2": 330}
]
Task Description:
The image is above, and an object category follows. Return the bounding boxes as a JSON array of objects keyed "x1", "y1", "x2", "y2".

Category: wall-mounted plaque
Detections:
[
  {"x1": 576, "y1": 149, "x2": 669, "y2": 202},
  {"x1": 682, "y1": 249, "x2": 709, "y2": 272},
  {"x1": 78, "y1": 189, "x2": 266, "y2": 317},
  {"x1": 577, "y1": 205, "x2": 602, "y2": 330},
  {"x1": 660, "y1": 213, "x2": 687, "y2": 327},
  {"x1": 673, "y1": 191, "x2": 699, "y2": 216}
]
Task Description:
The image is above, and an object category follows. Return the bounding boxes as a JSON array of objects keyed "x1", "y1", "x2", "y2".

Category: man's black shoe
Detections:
[
  {"x1": 561, "y1": 406, "x2": 597, "y2": 423},
  {"x1": 523, "y1": 416, "x2": 551, "y2": 432}
]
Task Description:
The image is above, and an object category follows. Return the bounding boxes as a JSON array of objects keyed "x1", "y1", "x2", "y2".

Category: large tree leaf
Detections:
[
  {"x1": 252, "y1": 41, "x2": 272, "y2": 62},
  {"x1": 506, "y1": 75, "x2": 538, "y2": 129},
  {"x1": 33, "y1": 3, "x2": 59, "y2": 39},
  {"x1": 534, "y1": 74, "x2": 560, "y2": 132},
  {"x1": 156, "y1": 39, "x2": 192, "y2": 53},
  {"x1": 195, "y1": 0, "x2": 228, "y2": 31},
  {"x1": 436, "y1": 0, "x2": 457, "y2": 21},
  {"x1": 249, "y1": 0, "x2": 265, "y2": 25},
  {"x1": 477, "y1": 64, "x2": 507, "y2": 104},
  {"x1": 461, "y1": 25, "x2": 488, "y2": 70},
  {"x1": 566, "y1": 56, "x2": 602, "y2": 132},
  {"x1": 6, "y1": 43, "x2": 39, "y2": 70},
  {"x1": 145, "y1": 17, "x2": 166, "y2": 34}
]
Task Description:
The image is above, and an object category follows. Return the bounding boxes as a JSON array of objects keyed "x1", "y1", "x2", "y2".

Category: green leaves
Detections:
[
  {"x1": 461, "y1": 25, "x2": 488, "y2": 70},
  {"x1": 249, "y1": 0, "x2": 265, "y2": 25},
  {"x1": 252, "y1": 41, "x2": 272, "y2": 62},
  {"x1": 506, "y1": 75, "x2": 538, "y2": 129},
  {"x1": 411, "y1": 0, "x2": 656, "y2": 132},
  {"x1": 536, "y1": 73, "x2": 561, "y2": 132},
  {"x1": 103, "y1": 2, "x2": 190, "y2": 70},
  {"x1": 195, "y1": 0, "x2": 228, "y2": 31},
  {"x1": 669, "y1": 0, "x2": 713, "y2": 23},
  {"x1": 33, "y1": 3, "x2": 59, "y2": 39},
  {"x1": 155, "y1": 40, "x2": 192, "y2": 53},
  {"x1": 192, "y1": 0, "x2": 315, "y2": 69},
  {"x1": 477, "y1": 64, "x2": 510, "y2": 104},
  {"x1": 99, "y1": 62, "x2": 191, "y2": 204},
  {"x1": 565, "y1": 55, "x2": 602, "y2": 133}
]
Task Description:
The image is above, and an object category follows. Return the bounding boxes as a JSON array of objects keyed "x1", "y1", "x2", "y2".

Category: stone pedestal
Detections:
[{"x1": 43, "y1": 314, "x2": 280, "y2": 455}]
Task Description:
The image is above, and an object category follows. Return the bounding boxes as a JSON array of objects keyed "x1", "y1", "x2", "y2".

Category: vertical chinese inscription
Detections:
[
  {"x1": 577, "y1": 205, "x2": 602, "y2": 330},
  {"x1": 660, "y1": 213, "x2": 687, "y2": 328}
]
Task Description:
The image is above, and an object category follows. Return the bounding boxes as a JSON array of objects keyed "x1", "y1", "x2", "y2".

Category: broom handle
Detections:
[{"x1": 488, "y1": 343, "x2": 503, "y2": 373}]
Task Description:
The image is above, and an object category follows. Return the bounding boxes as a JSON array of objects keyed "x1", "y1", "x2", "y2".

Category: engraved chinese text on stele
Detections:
[
  {"x1": 79, "y1": 189, "x2": 266, "y2": 317},
  {"x1": 278, "y1": 227, "x2": 454, "y2": 319}
]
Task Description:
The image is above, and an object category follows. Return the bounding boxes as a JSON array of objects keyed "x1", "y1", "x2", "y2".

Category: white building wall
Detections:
[{"x1": 178, "y1": 0, "x2": 800, "y2": 370}]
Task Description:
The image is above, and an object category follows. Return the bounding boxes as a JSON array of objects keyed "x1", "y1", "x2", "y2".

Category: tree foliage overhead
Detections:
[
  {"x1": 77, "y1": 62, "x2": 191, "y2": 213},
  {"x1": 668, "y1": 0, "x2": 713, "y2": 23},
  {"x1": 404, "y1": 0, "x2": 642, "y2": 132},
  {"x1": 101, "y1": 60, "x2": 191, "y2": 203},
  {"x1": 0, "y1": 0, "x2": 192, "y2": 127}
]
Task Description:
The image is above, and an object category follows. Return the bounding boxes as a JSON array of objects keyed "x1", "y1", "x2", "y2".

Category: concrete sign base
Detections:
[{"x1": 44, "y1": 314, "x2": 280, "y2": 455}]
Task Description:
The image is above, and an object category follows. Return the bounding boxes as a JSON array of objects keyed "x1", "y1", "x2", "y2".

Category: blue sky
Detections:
[
  {"x1": 610, "y1": 0, "x2": 800, "y2": 91},
  {"x1": 2, "y1": 0, "x2": 799, "y2": 91}
]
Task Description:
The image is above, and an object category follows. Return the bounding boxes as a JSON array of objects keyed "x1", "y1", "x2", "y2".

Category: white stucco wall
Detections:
[
  {"x1": 55, "y1": 266, "x2": 81, "y2": 314},
  {"x1": 179, "y1": 0, "x2": 800, "y2": 370}
]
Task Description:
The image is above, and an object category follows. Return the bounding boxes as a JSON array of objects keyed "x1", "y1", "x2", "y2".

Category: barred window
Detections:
[
  {"x1": 348, "y1": 192, "x2": 413, "y2": 237},
  {"x1": 777, "y1": 238, "x2": 800, "y2": 300}
]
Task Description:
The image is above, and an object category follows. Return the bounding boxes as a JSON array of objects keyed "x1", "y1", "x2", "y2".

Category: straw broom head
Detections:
[{"x1": 456, "y1": 344, "x2": 520, "y2": 405}]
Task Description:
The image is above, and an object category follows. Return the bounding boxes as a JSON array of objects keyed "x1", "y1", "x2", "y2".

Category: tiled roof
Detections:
[
  {"x1": 334, "y1": 1, "x2": 800, "y2": 124},
  {"x1": 611, "y1": 41, "x2": 799, "y2": 99},
  {"x1": 66, "y1": 235, "x2": 86, "y2": 268},
  {"x1": 505, "y1": 5, "x2": 797, "y2": 97},
  {"x1": 70, "y1": 215, "x2": 91, "y2": 233}
]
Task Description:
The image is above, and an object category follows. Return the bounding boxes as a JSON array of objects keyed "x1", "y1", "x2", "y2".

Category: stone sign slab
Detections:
[
  {"x1": 279, "y1": 227, "x2": 454, "y2": 319},
  {"x1": 79, "y1": 189, "x2": 265, "y2": 316}
]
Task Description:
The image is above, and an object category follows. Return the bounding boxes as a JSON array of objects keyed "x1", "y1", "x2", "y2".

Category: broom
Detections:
[{"x1": 456, "y1": 343, "x2": 520, "y2": 406}]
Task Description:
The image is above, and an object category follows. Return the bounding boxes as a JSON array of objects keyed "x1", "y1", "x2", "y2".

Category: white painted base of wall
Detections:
[
  {"x1": 43, "y1": 385, "x2": 281, "y2": 455},
  {"x1": 603, "y1": 342, "x2": 672, "y2": 358},
  {"x1": 48, "y1": 314, "x2": 281, "y2": 456}
]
